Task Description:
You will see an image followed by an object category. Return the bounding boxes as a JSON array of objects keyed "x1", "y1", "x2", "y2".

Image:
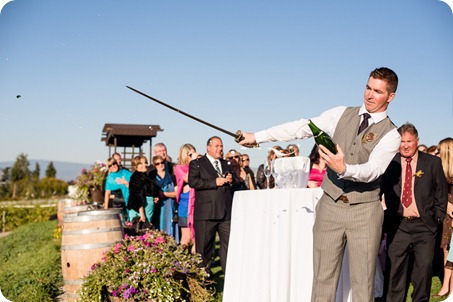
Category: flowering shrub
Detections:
[
  {"x1": 77, "y1": 229, "x2": 214, "y2": 302},
  {"x1": 74, "y1": 161, "x2": 107, "y2": 201}
]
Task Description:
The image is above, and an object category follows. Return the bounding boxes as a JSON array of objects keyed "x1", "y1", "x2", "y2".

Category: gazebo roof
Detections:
[{"x1": 101, "y1": 123, "x2": 163, "y2": 147}]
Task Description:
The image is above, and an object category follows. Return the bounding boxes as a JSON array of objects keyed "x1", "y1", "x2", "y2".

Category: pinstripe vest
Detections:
[{"x1": 321, "y1": 107, "x2": 396, "y2": 204}]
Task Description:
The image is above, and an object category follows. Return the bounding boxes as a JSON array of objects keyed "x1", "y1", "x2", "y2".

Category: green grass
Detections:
[
  {"x1": 374, "y1": 277, "x2": 445, "y2": 301},
  {"x1": 211, "y1": 235, "x2": 224, "y2": 301},
  {"x1": 0, "y1": 220, "x2": 63, "y2": 302}
]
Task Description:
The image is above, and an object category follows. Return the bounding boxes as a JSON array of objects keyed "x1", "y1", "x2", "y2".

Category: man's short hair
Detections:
[
  {"x1": 398, "y1": 122, "x2": 418, "y2": 138},
  {"x1": 369, "y1": 67, "x2": 398, "y2": 94},
  {"x1": 154, "y1": 142, "x2": 167, "y2": 150},
  {"x1": 207, "y1": 136, "x2": 222, "y2": 146}
]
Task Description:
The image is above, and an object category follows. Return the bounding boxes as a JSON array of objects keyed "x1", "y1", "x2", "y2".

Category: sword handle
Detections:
[{"x1": 235, "y1": 130, "x2": 260, "y2": 148}]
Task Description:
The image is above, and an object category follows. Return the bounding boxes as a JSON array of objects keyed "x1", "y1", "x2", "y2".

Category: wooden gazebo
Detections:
[{"x1": 101, "y1": 123, "x2": 163, "y2": 169}]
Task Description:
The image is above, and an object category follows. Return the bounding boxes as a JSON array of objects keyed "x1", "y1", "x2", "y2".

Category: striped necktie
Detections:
[
  {"x1": 214, "y1": 160, "x2": 222, "y2": 177},
  {"x1": 358, "y1": 113, "x2": 371, "y2": 134}
]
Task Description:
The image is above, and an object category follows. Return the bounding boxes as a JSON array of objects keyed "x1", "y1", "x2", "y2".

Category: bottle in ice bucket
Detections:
[{"x1": 308, "y1": 119, "x2": 338, "y2": 154}]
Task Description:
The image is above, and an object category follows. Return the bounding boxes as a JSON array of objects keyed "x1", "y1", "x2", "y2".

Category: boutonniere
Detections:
[
  {"x1": 362, "y1": 132, "x2": 375, "y2": 143},
  {"x1": 413, "y1": 170, "x2": 424, "y2": 177}
]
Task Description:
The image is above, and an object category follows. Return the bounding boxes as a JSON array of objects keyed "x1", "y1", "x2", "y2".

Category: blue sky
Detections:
[{"x1": 0, "y1": 0, "x2": 452, "y2": 168}]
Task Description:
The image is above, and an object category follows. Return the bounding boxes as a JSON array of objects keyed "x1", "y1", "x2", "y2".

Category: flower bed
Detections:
[{"x1": 77, "y1": 229, "x2": 214, "y2": 301}]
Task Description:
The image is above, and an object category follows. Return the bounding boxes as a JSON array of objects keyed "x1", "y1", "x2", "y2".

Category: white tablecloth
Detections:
[{"x1": 223, "y1": 188, "x2": 353, "y2": 302}]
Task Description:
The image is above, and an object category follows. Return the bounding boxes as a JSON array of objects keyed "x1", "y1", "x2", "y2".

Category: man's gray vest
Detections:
[{"x1": 321, "y1": 107, "x2": 396, "y2": 204}]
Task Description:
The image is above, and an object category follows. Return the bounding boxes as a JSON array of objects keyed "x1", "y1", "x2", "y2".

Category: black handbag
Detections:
[
  {"x1": 111, "y1": 189, "x2": 125, "y2": 208},
  {"x1": 131, "y1": 216, "x2": 153, "y2": 232},
  {"x1": 172, "y1": 209, "x2": 179, "y2": 223}
]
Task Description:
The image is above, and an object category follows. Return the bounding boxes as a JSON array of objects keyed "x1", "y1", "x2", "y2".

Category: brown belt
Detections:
[
  {"x1": 338, "y1": 195, "x2": 349, "y2": 203},
  {"x1": 402, "y1": 216, "x2": 420, "y2": 221}
]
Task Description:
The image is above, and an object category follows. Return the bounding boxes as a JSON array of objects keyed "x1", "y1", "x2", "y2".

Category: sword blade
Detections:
[{"x1": 126, "y1": 86, "x2": 237, "y2": 138}]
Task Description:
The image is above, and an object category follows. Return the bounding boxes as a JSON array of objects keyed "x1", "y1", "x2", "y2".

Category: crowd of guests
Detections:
[
  {"x1": 100, "y1": 142, "x2": 263, "y2": 257},
  {"x1": 99, "y1": 134, "x2": 452, "y2": 301},
  {"x1": 100, "y1": 140, "x2": 323, "y2": 272}
]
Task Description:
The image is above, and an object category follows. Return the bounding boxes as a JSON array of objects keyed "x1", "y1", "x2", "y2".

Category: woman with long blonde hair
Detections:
[
  {"x1": 174, "y1": 143, "x2": 199, "y2": 251},
  {"x1": 434, "y1": 137, "x2": 453, "y2": 298}
]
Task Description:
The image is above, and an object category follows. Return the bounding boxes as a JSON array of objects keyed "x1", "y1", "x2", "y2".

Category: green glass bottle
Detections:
[{"x1": 308, "y1": 119, "x2": 337, "y2": 154}]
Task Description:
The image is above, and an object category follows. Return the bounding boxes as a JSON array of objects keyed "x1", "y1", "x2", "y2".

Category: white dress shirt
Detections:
[
  {"x1": 206, "y1": 154, "x2": 223, "y2": 175},
  {"x1": 254, "y1": 105, "x2": 401, "y2": 183}
]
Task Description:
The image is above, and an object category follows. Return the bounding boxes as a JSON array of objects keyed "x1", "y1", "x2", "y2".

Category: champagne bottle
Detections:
[{"x1": 308, "y1": 119, "x2": 338, "y2": 154}]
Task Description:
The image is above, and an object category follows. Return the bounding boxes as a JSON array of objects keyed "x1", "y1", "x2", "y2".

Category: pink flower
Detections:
[
  {"x1": 114, "y1": 243, "x2": 122, "y2": 254},
  {"x1": 155, "y1": 236, "x2": 166, "y2": 244},
  {"x1": 127, "y1": 245, "x2": 135, "y2": 252}
]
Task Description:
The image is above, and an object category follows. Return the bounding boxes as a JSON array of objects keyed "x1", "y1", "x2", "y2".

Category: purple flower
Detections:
[
  {"x1": 112, "y1": 290, "x2": 118, "y2": 297},
  {"x1": 125, "y1": 268, "x2": 130, "y2": 274},
  {"x1": 123, "y1": 286, "x2": 138, "y2": 299}
]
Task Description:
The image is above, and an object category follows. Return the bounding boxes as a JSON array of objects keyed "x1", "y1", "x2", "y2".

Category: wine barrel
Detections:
[
  {"x1": 61, "y1": 213, "x2": 124, "y2": 300},
  {"x1": 63, "y1": 205, "x2": 91, "y2": 218},
  {"x1": 78, "y1": 208, "x2": 125, "y2": 224},
  {"x1": 57, "y1": 199, "x2": 78, "y2": 223}
]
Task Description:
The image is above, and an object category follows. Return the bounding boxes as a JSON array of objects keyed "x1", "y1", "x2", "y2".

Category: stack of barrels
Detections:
[{"x1": 59, "y1": 199, "x2": 124, "y2": 302}]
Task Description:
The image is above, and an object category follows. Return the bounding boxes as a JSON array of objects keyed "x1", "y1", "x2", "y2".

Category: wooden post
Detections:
[{"x1": 2, "y1": 211, "x2": 5, "y2": 233}]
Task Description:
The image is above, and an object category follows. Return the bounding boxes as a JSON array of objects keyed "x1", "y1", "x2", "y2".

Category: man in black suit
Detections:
[
  {"x1": 188, "y1": 136, "x2": 239, "y2": 274},
  {"x1": 382, "y1": 123, "x2": 448, "y2": 302}
]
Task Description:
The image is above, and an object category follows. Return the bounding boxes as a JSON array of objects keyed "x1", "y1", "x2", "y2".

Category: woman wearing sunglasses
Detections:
[
  {"x1": 151, "y1": 155, "x2": 178, "y2": 239},
  {"x1": 225, "y1": 149, "x2": 255, "y2": 191},
  {"x1": 103, "y1": 157, "x2": 132, "y2": 219}
]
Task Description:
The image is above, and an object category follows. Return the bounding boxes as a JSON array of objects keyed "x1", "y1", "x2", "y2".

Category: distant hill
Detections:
[{"x1": 0, "y1": 160, "x2": 91, "y2": 182}]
